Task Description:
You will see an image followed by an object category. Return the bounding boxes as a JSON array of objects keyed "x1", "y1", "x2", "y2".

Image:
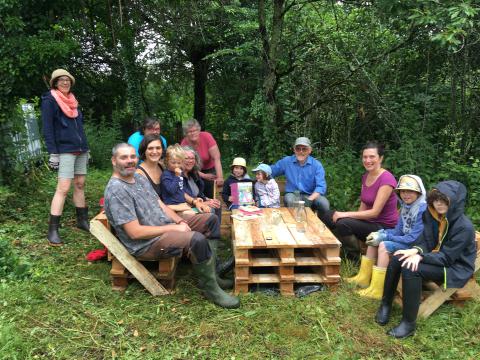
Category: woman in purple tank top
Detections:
[{"x1": 320, "y1": 141, "x2": 398, "y2": 258}]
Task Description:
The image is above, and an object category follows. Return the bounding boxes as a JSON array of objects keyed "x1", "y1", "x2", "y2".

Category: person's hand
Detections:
[
  {"x1": 174, "y1": 222, "x2": 191, "y2": 232},
  {"x1": 197, "y1": 202, "x2": 211, "y2": 213},
  {"x1": 206, "y1": 199, "x2": 221, "y2": 209},
  {"x1": 228, "y1": 196, "x2": 233, "y2": 202},
  {"x1": 365, "y1": 229, "x2": 387, "y2": 247},
  {"x1": 307, "y1": 192, "x2": 319, "y2": 201},
  {"x1": 48, "y1": 154, "x2": 60, "y2": 170},
  {"x1": 332, "y1": 211, "x2": 346, "y2": 223},
  {"x1": 216, "y1": 178, "x2": 224, "y2": 187},
  {"x1": 401, "y1": 254, "x2": 422, "y2": 271},
  {"x1": 202, "y1": 173, "x2": 216, "y2": 181},
  {"x1": 174, "y1": 167, "x2": 182, "y2": 176},
  {"x1": 394, "y1": 248, "x2": 419, "y2": 262}
]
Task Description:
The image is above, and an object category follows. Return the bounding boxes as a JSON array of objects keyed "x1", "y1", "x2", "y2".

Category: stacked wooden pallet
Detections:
[{"x1": 232, "y1": 208, "x2": 341, "y2": 296}]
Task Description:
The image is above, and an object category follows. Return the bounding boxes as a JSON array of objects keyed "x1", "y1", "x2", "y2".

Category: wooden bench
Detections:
[
  {"x1": 215, "y1": 179, "x2": 286, "y2": 238},
  {"x1": 395, "y1": 231, "x2": 480, "y2": 318},
  {"x1": 90, "y1": 212, "x2": 180, "y2": 296}
]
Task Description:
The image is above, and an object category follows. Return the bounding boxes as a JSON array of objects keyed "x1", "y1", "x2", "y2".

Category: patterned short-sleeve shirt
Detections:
[{"x1": 104, "y1": 173, "x2": 173, "y2": 255}]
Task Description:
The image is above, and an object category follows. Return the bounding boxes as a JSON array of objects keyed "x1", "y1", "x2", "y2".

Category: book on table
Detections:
[{"x1": 230, "y1": 182, "x2": 254, "y2": 206}]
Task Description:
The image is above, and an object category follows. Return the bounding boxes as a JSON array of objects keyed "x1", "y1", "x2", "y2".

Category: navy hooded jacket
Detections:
[
  {"x1": 41, "y1": 91, "x2": 89, "y2": 154},
  {"x1": 413, "y1": 180, "x2": 476, "y2": 288}
]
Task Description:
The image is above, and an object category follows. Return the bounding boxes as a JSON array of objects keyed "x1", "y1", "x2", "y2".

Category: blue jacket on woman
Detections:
[
  {"x1": 413, "y1": 181, "x2": 476, "y2": 288},
  {"x1": 41, "y1": 91, "x2": 89, "y2": 154}
]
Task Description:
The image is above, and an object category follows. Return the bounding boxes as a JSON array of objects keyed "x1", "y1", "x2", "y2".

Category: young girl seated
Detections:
[
  {"x1": 252, "y1": 164, "x2": 280, "y2": 208},
  {"x1": 160, "y1": 145, "x2": 197, "y2": 216},
  {"x1": 347, "y1": 175, "x2": 427, "y2": 300},
  {"x1": 222, "y1": 157, "x2": 254, "y2": 210}
]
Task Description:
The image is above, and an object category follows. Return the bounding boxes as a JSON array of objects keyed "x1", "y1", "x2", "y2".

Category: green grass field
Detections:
[{"x1": 1, "y1": 169, "x2": 479, "y2": 359}]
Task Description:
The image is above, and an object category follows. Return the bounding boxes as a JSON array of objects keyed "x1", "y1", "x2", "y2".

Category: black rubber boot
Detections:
[
  {"x1": 207, "y1": 240, "x2": 233, "y2": 289},
  {"x1": 193, "y1": 257, "x2": 240, "y2": 309},
  {"x1": 216, "y1": 255, "x2": 235, "y2": 277},
  {"x1": 387, "y1": 276, "x2": 422, "y2": 338},
  {"x1": 376, "y1": 259, "x2": 402, "y2": 326},
  {"x1": 76, "y1": 207, "x2": 90, "y2": 232},
  {"x1": 47, "y1": 215, "x2": 64, "y2": 246}
]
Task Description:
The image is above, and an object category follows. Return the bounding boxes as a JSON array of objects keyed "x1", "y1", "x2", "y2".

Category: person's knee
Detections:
[
  {"x1": 74, "y1": 177, "x2": 86, "y2": 191},
  {"x1": 189, "y1": 232, "x2": 212, "y2": 263},
  {"x1": 55, "y1": 180, "x2": 71, "y2": 197},
  {"x1": 283, "y1": 193, "x2": 295, "y2": 207},
  {"x1": 378, "y1": 242, "x2": 387, "y2": 254},
  {"x1": 205, "y1": 214, "x2": 220, "y2": 239},
  {"x1": 312, "y1": 196, "x2": 329, "y2": 214},
  {"x1": 401, "y1": 267, "x2": 419, "y2": 279}
]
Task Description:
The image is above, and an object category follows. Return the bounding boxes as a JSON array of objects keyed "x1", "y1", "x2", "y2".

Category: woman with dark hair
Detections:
[
  {"x1": 42, "y1": 69, "x2": 90, "y2": 246},
  {"x1": 321, "y1": 141, "x2": 398, "y2": 264},
  {"x1": 128, "y1": 117, "x2": 167, "y2": 158},
  {"x1": 135, "y1": 134, "x2": 164, "y2": 197},
  {"x1": 376, "y1": 181, "x2": 476, "y2": 338},
  {"x1": 180, "y1": 119, "x2": 223, "y2": 199}
]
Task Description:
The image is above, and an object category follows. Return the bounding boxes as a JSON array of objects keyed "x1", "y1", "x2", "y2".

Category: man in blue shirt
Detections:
[
  {"x1": 270, "y1": 137, "x2": 330, "y2": 216},
  {"x1": 127, "y1": 118, "x2": 167, "y2": 158}
]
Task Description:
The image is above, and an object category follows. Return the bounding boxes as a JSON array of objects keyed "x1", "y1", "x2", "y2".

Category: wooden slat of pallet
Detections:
[
  {"x1": 305, "y1": 209, "x2": 341, "y2": 248},
  {"x1": 90, "y1": 218, "x2": 170, "y2": 296},
  {"x1": 233, "y1": 217, "x2": 256, "y2": 248}
]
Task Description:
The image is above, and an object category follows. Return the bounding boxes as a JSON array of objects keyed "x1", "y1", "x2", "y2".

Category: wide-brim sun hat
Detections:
[
  {"x1": 49, "y1": 69, "x2": 75, "y2": 87},
  {"x1": 395, "y1": 175, "x2": 421, "y2": 194},
  {"x1": 252, "y1": 163, "x2": 272, "y2": 176},
  {"x1": 230, "y1": 157, "x2": 247, "y2": 168}
]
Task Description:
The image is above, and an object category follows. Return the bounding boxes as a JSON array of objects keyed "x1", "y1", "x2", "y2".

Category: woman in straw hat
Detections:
[{"x1": 41, "y1": 69, "x2": 89, "y2": 246}]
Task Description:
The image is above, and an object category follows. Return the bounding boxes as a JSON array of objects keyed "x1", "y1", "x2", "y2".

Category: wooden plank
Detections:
[
  {"x1": 90, "y1": 219, "x2": 170, "y2": 296},
  {"x1": 278, "y1": 248, "x2": 296, "y2": 264},
  {"x1": 305, "y1": 208, "x2": 341, "y2": 247},
  {"x1": 279, "y1": 282, "x2": 295, "y2": 296},
  {"x1": 418, "y1": 287, "x2": 458, "y2": 319},
  {"x1": 232, "y1": 217, "x2": 255, "y2": 248},
  {"x1": 279, "y1": 266, "x2": 295, "y2": 281},
  {"x1": 251, "y1": 221, "x2": 267, "y2": 248}
]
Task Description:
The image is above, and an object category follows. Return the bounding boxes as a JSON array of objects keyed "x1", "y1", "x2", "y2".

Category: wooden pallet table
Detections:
[{"x1": 232, "y1": 207, "x2": 341, "y2": 296}]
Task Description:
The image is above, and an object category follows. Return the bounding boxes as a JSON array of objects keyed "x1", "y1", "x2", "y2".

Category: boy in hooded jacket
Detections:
[
  {"x1": 347, "y1": 175, "x2": 427, "y2": 300},
  {"x1": 376, "y1": 180, "x2": 476, "y2": 339}
]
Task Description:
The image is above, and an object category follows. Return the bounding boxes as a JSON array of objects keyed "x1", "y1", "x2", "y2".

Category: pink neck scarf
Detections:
[{"x1": 50, "y1": 89, "x2": 79, "y2": 118}]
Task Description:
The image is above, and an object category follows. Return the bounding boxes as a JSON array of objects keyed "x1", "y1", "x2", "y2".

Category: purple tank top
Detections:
[{"x1": 360, "y1": 170, "x2": 398, "y2": 227}]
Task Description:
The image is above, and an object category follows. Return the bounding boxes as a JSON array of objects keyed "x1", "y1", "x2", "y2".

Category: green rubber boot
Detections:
[
  {"x1": 193, "y1": 257, "x2": 240, "y2": 309},
  {"x1": 207, "y1": 240, "x2": 233, "y2": 289}
]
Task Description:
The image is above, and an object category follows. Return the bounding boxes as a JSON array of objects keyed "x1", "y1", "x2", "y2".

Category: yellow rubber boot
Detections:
[
  {"x1": 345, "y1": 256, "x2": 374, "y2": 288},
  {"x1": 358, "y1": 266, "x2": 387, "y2": 299}
]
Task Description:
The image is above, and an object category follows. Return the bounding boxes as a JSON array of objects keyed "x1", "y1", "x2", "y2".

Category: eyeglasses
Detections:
[
  {"x1": 185, "y1": 157, "x2": 195, "y2": 161},
  {"x1": 187, "y1": 128, "x2": 200, "y2": 134},
  {"x1": 57, "y1": 77, "x2": 71, "y2": 83},
  {"x1": 294, "y1": 146, "x2": 310, "y2": 153}
]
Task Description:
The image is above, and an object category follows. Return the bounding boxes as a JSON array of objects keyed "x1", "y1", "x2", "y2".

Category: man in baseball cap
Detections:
[{"x1": 270, "y1": 137, "x2": 329, "y2": 216}]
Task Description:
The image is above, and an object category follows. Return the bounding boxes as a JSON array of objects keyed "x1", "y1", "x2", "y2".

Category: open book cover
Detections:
[{"x1": 230, "y1": 182, "x2": 254, "y2": 206}]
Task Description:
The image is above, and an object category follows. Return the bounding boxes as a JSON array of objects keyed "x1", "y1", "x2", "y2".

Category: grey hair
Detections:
[
  {"x1": 112, "y1": 143, "x2": 135, "y2": 157},
  {"x1": 182, "y1": 145, "x2": 202, "y2": 172},
  {"x1": 182, "y1": 118, "x2": 201, "y2": 136}
]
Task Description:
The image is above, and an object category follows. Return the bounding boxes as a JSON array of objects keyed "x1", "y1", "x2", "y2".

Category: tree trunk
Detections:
[
  {"x1": 191, "y1": 50, "x2": 209, "y2": 128},
  {"x1": 258, "y1": 0, "x2": 286, "y2": 159}
]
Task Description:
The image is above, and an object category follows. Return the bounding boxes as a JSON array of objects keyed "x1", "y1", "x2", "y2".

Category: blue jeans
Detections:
[
  {"x1": 383, "y1": 241, "x2": 410, "y2": 253},
  {"x1": 284, "y1": 192, "x2": 330, "y2": 217}
]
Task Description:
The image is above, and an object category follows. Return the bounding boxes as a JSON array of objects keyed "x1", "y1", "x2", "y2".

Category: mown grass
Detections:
[{"x1": 1, "y1": 169, "x2": 479, "y2": 359}]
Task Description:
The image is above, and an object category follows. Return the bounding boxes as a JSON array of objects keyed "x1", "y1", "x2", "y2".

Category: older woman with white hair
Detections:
[{"x1": 180, "y1": 119, "x2": 223, "y2": 199}]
